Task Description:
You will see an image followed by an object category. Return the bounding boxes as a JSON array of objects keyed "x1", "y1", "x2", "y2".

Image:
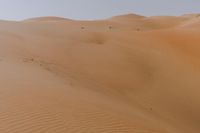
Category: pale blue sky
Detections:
[{"x1": 0, "y1": 0, "x2": 200, "y2": 20}]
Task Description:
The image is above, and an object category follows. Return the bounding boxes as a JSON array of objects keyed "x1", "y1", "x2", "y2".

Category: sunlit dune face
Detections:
[{"x1": 0, "y1": 14, "x2": 200, "y2": 133}]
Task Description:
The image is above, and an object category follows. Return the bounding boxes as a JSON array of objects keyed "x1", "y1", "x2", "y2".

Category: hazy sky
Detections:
[{"x1": 0, "y1": 0, "x2": 200, "y2": 20}]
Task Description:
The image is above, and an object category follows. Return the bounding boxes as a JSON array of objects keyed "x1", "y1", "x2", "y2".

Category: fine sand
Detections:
[{"x1": 0, "y1": 13, "x2": 200, "y2": 133}]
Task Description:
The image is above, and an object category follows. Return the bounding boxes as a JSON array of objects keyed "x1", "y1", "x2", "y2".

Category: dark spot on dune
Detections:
[
  {"x1": 196, "y1": 14, "x2": 200, "y2": 17},
  {"x1": 23, "y1": 58, "x2": 34, "y2": 63},
  {"x1": 136, "y1": 28, "x2": 140, "y2": 31},
  {"x1": 88, "y1": 32, "x2": 108, "y2": 45}
]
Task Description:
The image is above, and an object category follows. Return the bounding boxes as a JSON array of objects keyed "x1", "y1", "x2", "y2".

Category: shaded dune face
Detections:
[{"x1": 0, "y1": 14, "x2": 200, "y2": 133}]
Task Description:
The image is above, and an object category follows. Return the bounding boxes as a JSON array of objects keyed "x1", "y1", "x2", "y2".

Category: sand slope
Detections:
[{"x1": 0, "y1": 14, "x2": 200, "y2": 133}]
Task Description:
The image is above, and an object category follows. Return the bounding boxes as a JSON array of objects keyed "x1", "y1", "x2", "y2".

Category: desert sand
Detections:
[{"x1": 0, "y1": 13, "x2": 200, "y2": 133}]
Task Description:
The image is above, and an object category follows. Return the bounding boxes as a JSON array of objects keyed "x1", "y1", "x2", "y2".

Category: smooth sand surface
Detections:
[{"x1": 0, "y1": 14, "x2": 200, "y2": 133}]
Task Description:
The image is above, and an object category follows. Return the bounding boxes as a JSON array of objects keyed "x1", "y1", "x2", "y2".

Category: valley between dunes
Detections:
[{"x1": 0, "y1": 13, "x2": 200, "y2": 133}]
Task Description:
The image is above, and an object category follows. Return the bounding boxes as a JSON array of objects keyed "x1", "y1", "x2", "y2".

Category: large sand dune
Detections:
[{"x1": 0, "y1": 13, "x2": 200, "y2": 133}]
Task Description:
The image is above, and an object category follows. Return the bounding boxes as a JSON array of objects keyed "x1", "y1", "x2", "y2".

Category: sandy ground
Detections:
[{"x1": 0, "y1": 13, "x2": 200, "y2": 133}]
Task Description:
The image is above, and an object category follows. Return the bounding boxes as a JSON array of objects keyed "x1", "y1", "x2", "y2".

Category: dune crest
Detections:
[
  {"x1": 110, "y1": 13, "x2": 145, "y2": 20},
  {"x1": 24, "y1": 16, "x2": 72, "y2": 22}
]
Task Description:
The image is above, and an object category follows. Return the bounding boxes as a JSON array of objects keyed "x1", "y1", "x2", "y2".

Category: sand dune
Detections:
[
  {"x1": 24, "y1": 16, "x2": 72, "y2": 22},
  {"x1": 0, "y1": 13, "x2": 200, "y2": 133}
]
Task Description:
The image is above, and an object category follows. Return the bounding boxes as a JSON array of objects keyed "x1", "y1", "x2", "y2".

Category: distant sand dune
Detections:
[{"x1": 24, "y1": 16, "x2": 72, "y2": 22}]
